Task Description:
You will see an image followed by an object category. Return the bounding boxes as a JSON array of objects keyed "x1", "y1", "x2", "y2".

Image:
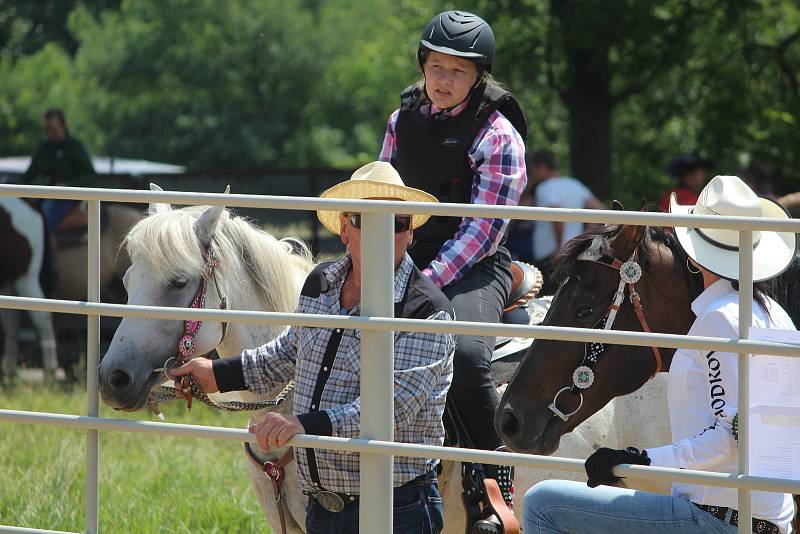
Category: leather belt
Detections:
[
  {"x1": 304, "y1": 490, "x2": 358, "y2": 512},
  {"x1": 693, "y1": 503, "x2": 780, "y2": 534},
  {"x1": 304, "y1": 470, "x2": 437, "y2": 513}
]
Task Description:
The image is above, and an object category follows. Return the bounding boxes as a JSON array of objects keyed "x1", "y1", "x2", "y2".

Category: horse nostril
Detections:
[
  {"x1": 108, "y1": 368, "x2": 132, "y2": 391},
  {"x1": 499, "y1": 407, "x2": 522, "y2": 439}
]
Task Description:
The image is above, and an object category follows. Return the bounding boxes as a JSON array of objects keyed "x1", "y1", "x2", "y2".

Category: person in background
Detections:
[
  {"x1": 23, "y1": 108, "x2": 96, "y2": 295},
  {"x1": 657, "y1": 151, "x2": 712, "y2": 213},
  {"x1": 24, "y1": 108, "x2": 96, "y2": 234},
  {"x1": 530, "y1": 150, "x2": 603, "y2": 294},
  {"x1": 506, "y1": 165, "x2": 538, "y2": 262},
  {"x1": 378, "y1": 11, "x2": 527, "y2": 532}
]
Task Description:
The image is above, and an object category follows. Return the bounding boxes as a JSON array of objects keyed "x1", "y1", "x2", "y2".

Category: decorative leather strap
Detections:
[
  {"x1": 628, "y1": 283, "x2": 663, "y2": 375},
  {"x1": 482, "y1": 478, "x2": 520, "y2": 534},
  {"x1": 244, "y1": 444, "x2": 294, "y2": 534}
]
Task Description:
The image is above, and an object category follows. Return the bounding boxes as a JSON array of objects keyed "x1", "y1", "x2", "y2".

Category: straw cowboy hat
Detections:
[
  {"x1": 670, "y1": 175, "x2": 797, "y2": 282},
  {"x1": 317, "y1": 161, "x2": 438, "y2": 236}
]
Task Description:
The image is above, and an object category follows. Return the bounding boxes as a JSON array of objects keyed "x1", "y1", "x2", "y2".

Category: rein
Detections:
[
  {"x1": 146, "y1": 244, "x2": 296, "y2": 417},
  {"x1": 548, "y1": 248, "x2": 663, "y2": 423}
]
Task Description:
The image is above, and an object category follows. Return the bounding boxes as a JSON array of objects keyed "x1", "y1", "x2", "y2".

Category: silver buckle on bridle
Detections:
[{"x1": 548, "y1": 387, "x2": 584, "y2": 422}]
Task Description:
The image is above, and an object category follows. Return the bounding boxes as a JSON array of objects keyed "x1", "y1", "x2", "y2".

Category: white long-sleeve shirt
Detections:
[{"x1": 646, "y1": 279, "x2": 795, "y2": 533}]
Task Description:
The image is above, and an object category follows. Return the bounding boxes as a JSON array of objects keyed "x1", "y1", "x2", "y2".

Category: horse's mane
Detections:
[
  {"x1": 552, "y1": 225, "x2": 705, "y2": 299},
  {"x1": 123, "y1": 206, "x2": 314, "y2": 314}
]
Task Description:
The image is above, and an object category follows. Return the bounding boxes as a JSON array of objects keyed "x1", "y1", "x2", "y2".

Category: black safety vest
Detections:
[{"x1": 394, "y1": 83, "x2": 527, "y2": 269}]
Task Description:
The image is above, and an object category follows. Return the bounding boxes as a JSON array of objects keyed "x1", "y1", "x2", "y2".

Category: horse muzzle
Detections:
[
  {"x1": 97, "y1": 360, "x2": 156, "y2": 411},
  {"x1": 495, "y1": 401, "x2": 564, "y2": 456}
]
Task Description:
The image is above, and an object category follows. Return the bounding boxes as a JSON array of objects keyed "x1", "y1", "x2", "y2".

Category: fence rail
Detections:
[{"x1": 0, "y1": 183, "x2": 798, "y2": 534}]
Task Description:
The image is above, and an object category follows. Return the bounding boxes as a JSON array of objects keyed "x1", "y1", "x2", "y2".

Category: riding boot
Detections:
[{"x1": 471, "y1": 464, "x2": 516, "y2": 534}]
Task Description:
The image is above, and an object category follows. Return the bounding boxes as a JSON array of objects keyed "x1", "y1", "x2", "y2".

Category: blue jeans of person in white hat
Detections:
[{"x1": 523, "y1": 480, "x2": 736, "y2": 533}]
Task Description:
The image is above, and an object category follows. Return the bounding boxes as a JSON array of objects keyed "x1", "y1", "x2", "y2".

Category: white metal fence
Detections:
[{"x1": 1, "y1": 184, "x2": 799, "y2": 534}]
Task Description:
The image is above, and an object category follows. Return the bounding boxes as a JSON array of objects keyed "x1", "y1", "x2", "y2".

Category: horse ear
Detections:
[
  {"x1": 193, "y1": 185, "x2": 230, "y2": 247},
  {"x1": 148, "y1": 183, "x2": 171, "y2": 215},
  {"x1": 611, "y1": 224, "x2": 646, "y2": 260},
  {"x1": 612, "y1": 200, "x2": 624, "y2": 211}
]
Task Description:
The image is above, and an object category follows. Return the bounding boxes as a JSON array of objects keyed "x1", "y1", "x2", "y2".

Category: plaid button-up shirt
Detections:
[
  {"x1": 240, "y1": 253, "x2": 455, "y2": 494},
  {"x1": 379, "y1": 100, "x2": 527, "y2": 289}
]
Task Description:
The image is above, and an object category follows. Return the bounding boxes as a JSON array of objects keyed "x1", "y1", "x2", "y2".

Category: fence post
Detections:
[
  {"x1": 86, "y1": 200, "x2": 101, "y2": 534},
  {"x1": 737, "y1": 230, "x2": 753, "y2": 534},
  {"x1": 359, "y1": 211, "x2": 395, "y2": 533}
]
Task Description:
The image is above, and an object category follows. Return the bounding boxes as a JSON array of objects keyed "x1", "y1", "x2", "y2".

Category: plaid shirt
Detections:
[
  {"x1": 378, "y1": 100, "x2": 527, "y2": 288},
  {"x1": 240, "y1": 253, "x2": 455, "y2": 494}
]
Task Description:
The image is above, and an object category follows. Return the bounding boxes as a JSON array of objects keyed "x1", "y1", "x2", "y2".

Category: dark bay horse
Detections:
[{"x1": 496, "y1": 220, "x2": 799, "y2": 456}]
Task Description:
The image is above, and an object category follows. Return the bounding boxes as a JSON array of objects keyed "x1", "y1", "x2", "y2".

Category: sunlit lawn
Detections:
[{"x1": 0, "y1": 381, "x2": 270, "y2": 533}]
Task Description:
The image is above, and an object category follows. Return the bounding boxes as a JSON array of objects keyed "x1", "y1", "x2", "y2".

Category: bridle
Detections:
[
  {"x1": 175, "y1": 245, "x2": 228, "y2": 364},
  {"x1": 548, "y1": 246, "x2": 663, "y2": 423},
  {"x1": 146, "y1": 244, "x2": 228, "y2": 412}
]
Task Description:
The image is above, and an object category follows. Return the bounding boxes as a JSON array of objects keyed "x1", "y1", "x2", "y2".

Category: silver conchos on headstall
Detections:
[
  {"x1": 619, "y1": 260, "x2": 642, "y2": 284},
  {"x1": 572, "y1": 365, "x2": 595, "y2": 389}
]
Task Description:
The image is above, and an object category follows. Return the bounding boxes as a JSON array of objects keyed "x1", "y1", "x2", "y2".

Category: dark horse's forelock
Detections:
[
  {"x1": 551, "y1": 225, "x2": 688, "y2": 286},
  {"x1": 552, "y1": 224, "x2": 800, "y2": 322}
]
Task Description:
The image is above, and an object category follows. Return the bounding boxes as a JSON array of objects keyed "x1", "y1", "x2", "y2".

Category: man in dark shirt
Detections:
[{"x1": 24, "y1": 108, "x2": 96, "y2": 233}]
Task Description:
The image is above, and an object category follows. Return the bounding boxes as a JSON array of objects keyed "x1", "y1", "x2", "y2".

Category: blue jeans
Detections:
[
  {"x1": 524, "y1": 480, "x2": 737, "y2": 533},
  {"x1": 305, "y1": 471, "x2": 443, "y2": 534},
  {"x1": 41, "y1": 199, "x2": 79, "y2": 231}
]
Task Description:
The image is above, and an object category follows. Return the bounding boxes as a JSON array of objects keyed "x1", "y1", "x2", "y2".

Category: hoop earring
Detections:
[{"x1": 686, "y1": 258, "x2": 701, "y2": 274}]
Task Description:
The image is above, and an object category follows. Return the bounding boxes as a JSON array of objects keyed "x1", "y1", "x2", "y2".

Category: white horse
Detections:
[
  {"x1": 98, "y1": 185, "x2": 671, "y2": 533},
  {"x1": 0, "y1": 196, "x2": 58, "y2": 380}
]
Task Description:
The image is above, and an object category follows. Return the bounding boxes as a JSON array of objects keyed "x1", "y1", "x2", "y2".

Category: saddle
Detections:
[{"x1": 505, "y1": 261, "x2": 542, "y2": 313}]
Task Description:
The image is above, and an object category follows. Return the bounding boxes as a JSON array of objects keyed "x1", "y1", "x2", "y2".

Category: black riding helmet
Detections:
[{"x1": 418, "y1": 11, "x2": 495, "y2": 72}]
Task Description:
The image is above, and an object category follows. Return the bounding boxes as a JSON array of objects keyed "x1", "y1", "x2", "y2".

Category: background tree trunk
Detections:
[
  {"x1": 551, "y1": 0, "x2": 614, "y2": 199},
  {"x1": 563, "y1": 82, "x2": 613, "y2": 199}
]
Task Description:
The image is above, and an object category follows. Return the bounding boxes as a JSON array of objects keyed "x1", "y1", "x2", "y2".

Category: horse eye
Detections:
[
  {"x1": 577, "y1": 306, "x2": 594, "y2": 318},
  {"x1": 169, "y1": 279, "x2": 189, "y2": 289}
]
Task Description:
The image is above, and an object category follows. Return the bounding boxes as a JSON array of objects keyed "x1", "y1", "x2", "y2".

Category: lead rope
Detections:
[{"x1": 146, "y1": 378, "x2": 296, "y2": 418}]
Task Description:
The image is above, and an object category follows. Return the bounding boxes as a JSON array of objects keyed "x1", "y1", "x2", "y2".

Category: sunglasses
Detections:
[{"x1": 344, "y1": 213, "x2": 413, "y2": 233}]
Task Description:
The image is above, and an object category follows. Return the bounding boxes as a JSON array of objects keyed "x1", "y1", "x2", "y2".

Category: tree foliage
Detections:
[{"x1": 1, "y1": 0, "x2": 798, "y2": 201}]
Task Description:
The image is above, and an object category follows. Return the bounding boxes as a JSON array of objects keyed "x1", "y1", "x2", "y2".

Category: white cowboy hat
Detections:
[
  {"x1": 670, "y1": 175, "x2": 797, "y2": 282},
  {"x1": 317, "y1": 161, "x2": 438, "y2": 236}
]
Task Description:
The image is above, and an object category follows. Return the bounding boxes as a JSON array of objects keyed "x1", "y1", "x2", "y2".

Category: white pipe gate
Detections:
[{"x1": 1, "y1": 184, "x2": 799, "y2": 534}]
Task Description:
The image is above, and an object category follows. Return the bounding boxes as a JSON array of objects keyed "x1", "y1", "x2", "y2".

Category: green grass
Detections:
[{"x1": 0, "y1": 382, "x2": 271, "y2": 533}]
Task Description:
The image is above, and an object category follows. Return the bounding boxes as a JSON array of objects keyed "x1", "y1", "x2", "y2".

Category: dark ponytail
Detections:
[{"x1": 731, "y1": 280, "x2": 771, "y2": 317}]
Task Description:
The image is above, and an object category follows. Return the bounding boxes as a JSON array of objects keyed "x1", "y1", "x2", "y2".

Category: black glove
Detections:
[{"x1": 585, "y1": 447, "x2": 650, "y2": 488}]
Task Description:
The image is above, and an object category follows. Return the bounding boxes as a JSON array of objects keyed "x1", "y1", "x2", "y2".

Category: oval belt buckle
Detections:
[{"x1": 315, "y1": 491, "x2": 345, "y2": 513}]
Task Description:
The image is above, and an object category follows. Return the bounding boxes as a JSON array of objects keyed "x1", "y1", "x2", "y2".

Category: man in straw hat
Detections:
[
  {"x1": 172, "y1": 161, "x2": 455, "y2": 533},
  {"x1": 524, "y1": 175, "x2": 797, "y2": 534}
]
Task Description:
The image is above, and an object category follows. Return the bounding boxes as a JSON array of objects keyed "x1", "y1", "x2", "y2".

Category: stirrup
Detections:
[{"x1": 461, "y1": 463, "x2": 519, "y2": 534}]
